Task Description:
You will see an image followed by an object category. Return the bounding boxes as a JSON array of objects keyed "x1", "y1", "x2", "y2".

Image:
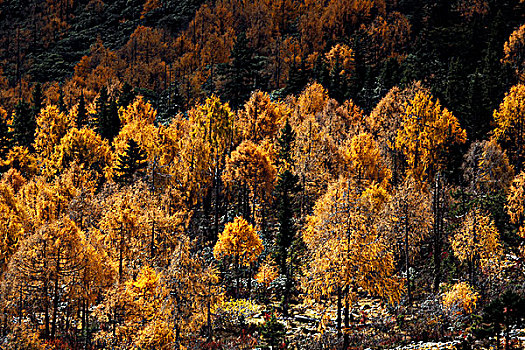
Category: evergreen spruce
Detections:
[
  {"x1": 277, "y1": 119, "x2": 295, "y2": 168},
  {"x1": 114, "y1": 138, "x2": 148, "y2": 184},
  {"x1": 274, "y1": 120, "x2": 301, "y2": 314},
  {"x1": 218, "y1": 32, "x2": 266, "y2": 108},
  {"x1": 57, "y1": 85, "x2": 66, "y2": 113},
  {"x1": 31, "y1": 83, "x2": 43, "y2": 118},
  {"x1": 118, "y1": 82, "x2": 136, "y2": 109},
  {"x1": 95, "y1": 88, "x2": 121, "y2": 141},
  {"x1": 283, "y1": 60, "x2": 309, "y2": 97},
  {"x1": 275, "y1": 171, "x2": 300, "y2": 273},
  {"x1": 11, "y1": 100, "x2": 35, "y2": 149},
  {"x1": 77, "y1": 92, "x2": 88, "y2": 128}
]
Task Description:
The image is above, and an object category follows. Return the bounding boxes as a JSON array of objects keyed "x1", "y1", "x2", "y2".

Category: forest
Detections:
[{"x1": 1, "y1": 0, "x2": 525, "y2": 349}]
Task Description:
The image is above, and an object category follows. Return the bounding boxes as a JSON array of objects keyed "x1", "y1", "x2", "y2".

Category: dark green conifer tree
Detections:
[
  {"x1": 57, "y1": 85, "x2": 66, "y2": 113},
  {"x1": 114, "y1": 138, "x2": 148, "y2": 184},
  {"x1": 77, "y1": 92, "x2": 88, "y2": 128},
  {"x1": 95, "y1": 88, "x2": 121, "y2": 141},
  {"x1": 218, "y1": 32, "x2": 266, "y2": 108},
  {"x1": 274, "y1": 119, "x2": 301, "y2": 314},
  {"x1": 31, "y1": 83, "x2": 43, "y2": 118},
  {"x1": 283, "y1": 60, "x2": 309, "y2": 97},
  {"x1": 11, "y1": 100, "x2": 35, "y2": 149},
  {"x1": 118, "y1": 82, "x2": 136, "y2": 109}
]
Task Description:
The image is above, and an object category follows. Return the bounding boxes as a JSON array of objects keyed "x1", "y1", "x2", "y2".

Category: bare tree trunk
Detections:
[
  {"x1": 51, "y1": 248, "x2": 61, "y2": 339},
  {"x1": 337, "y1": 287, "x2": 342, "y2": 337},
  {"x1": 405, "y1": 202, "x2": 411, "y2": 306},
  {"x1": 433, "y1": 175, "x2": 443, "y2": 293},
  {"x1": 43, "y1": 240, "x2": 50, "y2": 338},
  {"x1": 343, "y1": 288, "x2": 350, "y2": 349},
  {"x1": 207, "y1": 281, "x2": 212, "y2": 341}
]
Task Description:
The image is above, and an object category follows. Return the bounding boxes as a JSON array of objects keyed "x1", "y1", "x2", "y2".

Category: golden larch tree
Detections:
[
  {"x1": 213, "y1": 216, "x2": 263, "y2": 296},
  {"x1": 451, "y1": 209, "x2": 503, "y2": 285},
  {"x1": 378, "y1": 177, "x2": 432, "y2": 304},
  {"x1": 302, "y1": 177, "x2": 402, "y2": 346},
  {"x1": 492, "y1": 84, "x2": 525, "y2": 169},
  {"x1": 395, "y1": 90, "x2": 467, "y2": 186}
]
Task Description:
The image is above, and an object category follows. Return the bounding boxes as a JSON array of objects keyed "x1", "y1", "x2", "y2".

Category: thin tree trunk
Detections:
[
  {"x1": 214, "y1": 159, "x2": 221, "y2": 239},
  {"x1": 433, "y1": 175, "x2": 442, "y2": 293},
  {"x1": 51, "y1": 248, "x2": 60, "y2": 339},
  {"x1": 150, "y1": 217, "x2": 155, "y2": 259},
  {"x1": 337, "y1": 287, "x2": 342, "y2": 337},
  {"x1": 248, "y1": 263, "x2": 253, "y2": 298},
  {"x1": 119, "y1": 229, "x2": 124, "y2": 283},
  {"x1": 405, "y1": 203, "x2": 411, "y2": 306},
  {"x1": 207, "y1": 281, "x2": 212, "y2": 341},
  {"x1": 236, "y1": 256, "x2": 240, "y2": 298},
  {"x1": 343, "y1": 288, "x2": 350, "y2": 349},
  {"x1": 43, "y1": 240, "x2": 50, "y2": 338}
]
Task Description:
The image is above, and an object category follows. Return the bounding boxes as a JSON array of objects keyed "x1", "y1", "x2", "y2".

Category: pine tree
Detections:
[
  {"x1": 274, "y1": 171, "x2": 300, "y2": 273},
  {"x1": 31, "y1": 83, "x2": 43, "y2": 119},
  {"x1": 114, "y1": 138, "x2": 148, "y2": 184},
  {"x1": 274, "y1": 120, "x2": 301, "y2": 313},
  {"x1": 95, "y1": 88, "x2": 121, "y2": 141},
  {"x1": 11, "y1": 100, "x2": 35, "y2": 149},
  {"x1": 465, "y1": 69, "x2": 488, "y2": 140},
  {"x1": 283, "y1": 60, "x2": 309, "y2": 97},
  {"x1": 57, "y1": 85, "x2": 66, "y2": 113},
  {"x1": 118, "y1": 82, "x2": 136, "y2": 109},
  {"x1": 218, "y1": 32, "x2": 266, "y2": 108},
  {"x1": 277, "y1": 119, "x2": 295, "y2": 168},
  {"x1": 274, "y1": 120, "x2": 299, "y2": 271},
  {"x1": 77, "y1": 92, "x2": 88, "y2": 128}
]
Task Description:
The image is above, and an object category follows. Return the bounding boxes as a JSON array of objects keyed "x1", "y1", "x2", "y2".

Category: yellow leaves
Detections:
[
  {"x1": 0, "y1": 168, "x2": 26, "y2": 193},
  {"x1": 237, "y1": 91, "x2": 289, "y2": 143},
  {"x1": 463, "y1": 139, "x2": 514, "y2": 195},
  {"x1": 365, "y1": 12, "x2": 411, "y2": 61},
  {"x1": 47, "y1": 127, "x2": 110, "y2": 179},
  {"x1": 492, "y1": 84, "x2": 525, "y2": 165},
  {"x1": 109, "y1": 97, "x2": 161, "y2": 182},
  {"x1": 212, "y1": 298, "x2": 259, "y2": 328},
  {"x1": 302, "y1": 176, "x2": 402, "y2": 306},
  {"x1": 441, "y1": 282, "x2": 479, "y2": 314},
  {"x1": 342, "y1": 132, "x2": 391, "y2": 187},
  {"x1": 452, "y1": 209, "x2": 502, "y2": 273},
  {"x1": 325, "y1": 43, "x2": 354, "y2": 77},
  {"x1": 0, "y1": 180, "x2": 25, "y2": 270},
  {"x1": 455, "y1": 0, "x2": 488, "y2": 20},
  {"x1": 380, "y1": 176, "x2": 432, "y2": 249},
  {"x1": 34, "y1": 105, "x2": 72, "y2": 160},
  {"x1": 126, "y1": 266, "x2": 162, "y2": 300},
  {"x1": 296, "y1": 83, "x2": 329, "y2": 120},
  {"x1": 396, "y1": 90, "x2": 466, "y2": 186},
  {"x1": 255, "y1": 256, "x2": 279, "y2": 286},
  {"x1": 361, "y1": 182, "x2": 390, "y2": 213},
  {"x1": 213, "y1": 216, "x2": 263, "y2": 266},
  {"x1": 119, "y1": 95, "x2": 157, "y2": 126},
  {"x1": 0, "y1": 146, "x2": 37, "y2": 177},
  {"x1": 503, "y1": 24, "x2": 525, "y2": 82},
  {"x1": 141, "y1": 0, "x2": 162, "y2": 18},
  {"x1": 110, "y1": 265, "x2": 175, "y2": 349},
  {"x1": 223, "y1": 140, "x2": 277, "y2": 202},
  {"x1": 507, "y1": 170, "x2": 525, "y2": 237},
  {"x1": 189, "y1": 94, "x2": 235, "y2": 153}
]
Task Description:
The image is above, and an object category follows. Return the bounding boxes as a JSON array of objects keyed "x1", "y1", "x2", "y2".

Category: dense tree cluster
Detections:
[{"x1": 0, "y1": 0, "x2": 525, "y2": 349}]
